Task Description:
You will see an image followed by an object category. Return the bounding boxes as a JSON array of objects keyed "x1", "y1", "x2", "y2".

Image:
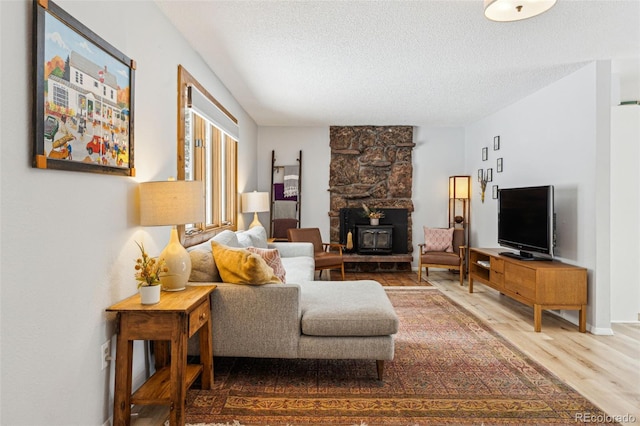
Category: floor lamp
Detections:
[
  {"x1": 449, "y1": 176, "x2": 471, "y2": 273},
  {"x1": 139, "y1": 180, "x2": 204, "y2": 291}
]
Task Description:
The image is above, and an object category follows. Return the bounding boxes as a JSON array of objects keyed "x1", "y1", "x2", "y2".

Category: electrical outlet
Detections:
[{"x1": 101, "y1": 340, "x2": 111, "y2": 370}]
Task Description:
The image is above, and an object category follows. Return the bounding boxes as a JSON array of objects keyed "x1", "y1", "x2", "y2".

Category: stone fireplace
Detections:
[{"x1": 328, "y1": 126, "x2": 414, "y2": 269}]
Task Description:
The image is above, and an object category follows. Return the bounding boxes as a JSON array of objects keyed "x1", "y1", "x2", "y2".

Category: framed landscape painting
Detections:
[{"x1": 33, "y1": 0, "x2": 136, "y2": 176}]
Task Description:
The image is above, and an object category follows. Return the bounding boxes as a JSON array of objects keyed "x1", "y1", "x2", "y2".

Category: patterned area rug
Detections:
[{"x1": 184, "y1": 289, "x2": 614, "y2": 425}]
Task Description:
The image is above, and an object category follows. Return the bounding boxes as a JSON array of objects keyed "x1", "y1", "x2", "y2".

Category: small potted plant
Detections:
[
  {"x1": 134, "y1": 241, "x2": 167, "y2": 305},
  {"x1": 362, "y1": 203, "x2": 385, "y2": 226}
]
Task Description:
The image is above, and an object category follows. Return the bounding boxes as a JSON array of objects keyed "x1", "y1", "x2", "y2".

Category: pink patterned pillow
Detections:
[
  {"x1": 423, "y1": 227, "x2": 454, "y2": 253},
  {"x1": 246, "y1": 247, "x2": 286, "y2": 283}
]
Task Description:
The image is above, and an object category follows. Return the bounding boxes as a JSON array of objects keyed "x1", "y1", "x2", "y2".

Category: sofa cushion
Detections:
[
  {"x1": 236, "y1": 226, "x2": 268, "y2": 249},
  {"x1": 298, "y1": 280, "x2": 399, "y2": 337},
  {"x1": 280, "y1": 256, "x2": 315, "y2": 284},
  {"x1": 247, "y1": 246, "x2": 287, "y2": 283},
  {"x1": 189, "y1": 249, "x2": 220, "y2": 282},
  {"x1": 211, "y1": 241, "x2": 281, "y2": 285},
  {"x1": 423, "y1": 227, "x2": 454, "y2": 253},
  {"x1": 187, "y1": 230, "x2": 242, "y2": 282}
]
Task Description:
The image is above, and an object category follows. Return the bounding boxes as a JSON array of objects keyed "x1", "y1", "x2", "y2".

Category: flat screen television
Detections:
[{"x1": 497, "y1": 185, "x2": 555, "y2": 260}]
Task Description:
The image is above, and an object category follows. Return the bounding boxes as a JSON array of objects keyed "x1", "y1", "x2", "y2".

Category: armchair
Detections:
[
  {"x1": 418, "y1": 227, "x2": 466, "y2": 285},
  {"x1": 287, "y1": 227, "x2": 345, "y2": 280}
]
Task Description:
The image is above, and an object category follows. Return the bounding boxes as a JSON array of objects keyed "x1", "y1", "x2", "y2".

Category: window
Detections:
[
  {"x1": 178, "y1": 65, "x2": 238, "y2": 246},
  {"x1": 52, "y1": 82, "x2": 68, "y2": 109}
]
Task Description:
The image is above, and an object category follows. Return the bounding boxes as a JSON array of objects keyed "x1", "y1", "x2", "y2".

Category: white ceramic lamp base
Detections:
[{"x1": 159, "y1": 227, "x2": 191, "y2": 291}]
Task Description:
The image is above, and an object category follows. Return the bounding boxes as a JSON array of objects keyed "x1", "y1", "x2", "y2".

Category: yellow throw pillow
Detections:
[{"x1": 211, "y1": 241, "x2": 281, "y2": 285}]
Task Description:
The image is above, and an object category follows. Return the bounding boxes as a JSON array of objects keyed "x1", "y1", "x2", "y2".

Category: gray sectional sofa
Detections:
[{"x1": 186, "y1": 226, "x2": 399, "y2": 379}]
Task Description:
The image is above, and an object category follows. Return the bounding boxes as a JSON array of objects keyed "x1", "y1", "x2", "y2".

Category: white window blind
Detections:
[{"x1": 188, "y1": 86, "x2": 239, "y2": 140}]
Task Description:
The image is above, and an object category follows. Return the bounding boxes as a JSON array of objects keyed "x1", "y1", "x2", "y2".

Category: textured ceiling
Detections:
[{"x1": 156, "y1": 0, "x2": 640, "y2": 127}]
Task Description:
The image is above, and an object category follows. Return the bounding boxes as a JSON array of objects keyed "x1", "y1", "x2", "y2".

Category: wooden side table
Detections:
[{"x1": 107, "y1": 285, "x2": 216, "y2": 426}]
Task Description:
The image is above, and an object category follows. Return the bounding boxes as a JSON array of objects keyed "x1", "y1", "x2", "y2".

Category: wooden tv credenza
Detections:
[{"x1": 469, "y1": 248, "x2": 587, "y2": 333}]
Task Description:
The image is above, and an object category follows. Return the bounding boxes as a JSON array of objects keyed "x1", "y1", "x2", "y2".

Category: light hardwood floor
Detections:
[
  {"x1": 132, "y1": 270, "x2": 640, "y2": 425},
  {"x1": 426, "y1": 270, "x2": 640, "y2": 425}
]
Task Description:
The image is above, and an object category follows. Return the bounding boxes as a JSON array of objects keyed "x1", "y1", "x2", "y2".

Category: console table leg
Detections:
[
  {"x1": 169, "y1": 322, "x2": 188, "y2": 426},
  {"x1": 199, "y1": 312, "x2": 214, "y2": 389},
  {"x1": 113, "y1": 332, "x2": 133, "y2": 425},
  {"x1": 534, "y1": 304, "x2": 542, "y2": 332}
]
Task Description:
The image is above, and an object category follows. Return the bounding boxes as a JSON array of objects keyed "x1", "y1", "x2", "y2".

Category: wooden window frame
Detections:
[{"x1": 177, "y1": 65, "x2": 238, "y2": 247}]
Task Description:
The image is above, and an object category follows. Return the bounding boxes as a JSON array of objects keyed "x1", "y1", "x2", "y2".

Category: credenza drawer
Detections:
[
  {"x1": 504, "y1": 263, "x2": 536, "y2": 300},
  {"x1": 490, "y1": 270, "x2": 504, "y2": 285},
  {"x1": 491, "y1": 257, "x2": 504, "y2": 273},
  {"x1": 490, "y1": 257, "x2": 505, "y2": 285}
]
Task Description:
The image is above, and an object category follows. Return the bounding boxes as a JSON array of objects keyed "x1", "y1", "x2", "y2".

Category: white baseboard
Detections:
[{"x1": 589, "y1": 326, "x2": 615, "y2": 335}]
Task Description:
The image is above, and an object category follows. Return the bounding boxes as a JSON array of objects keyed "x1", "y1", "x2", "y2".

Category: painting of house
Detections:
[{"x1": 42, "y1": 10, "x2": 131, "y2": 167}]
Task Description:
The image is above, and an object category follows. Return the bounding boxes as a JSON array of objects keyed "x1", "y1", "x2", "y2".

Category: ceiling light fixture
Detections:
[{"x1": 484, "y1": 0, "x2": 557, "y2": 22}]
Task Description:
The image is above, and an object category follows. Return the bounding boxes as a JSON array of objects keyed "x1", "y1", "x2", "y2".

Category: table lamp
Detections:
[
  {"x1": 139, "y1": 180, "x2": 204, "y2": 291},
  {"x1": 241, "y1": 191, "x2": 270, "y2": 228}
]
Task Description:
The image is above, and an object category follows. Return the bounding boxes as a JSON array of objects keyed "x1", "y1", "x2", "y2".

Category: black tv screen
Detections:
[{"x1": 498, "y1": 185, "x2": 555, "y2": 259}]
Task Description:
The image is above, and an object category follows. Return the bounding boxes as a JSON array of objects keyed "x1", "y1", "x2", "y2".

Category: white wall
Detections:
[
  {"x1": 464, "y1": 62, "x2": 613, "y2": 333},
  {"x1": 256, "y1": 127, "x2": 331, "y2": 236},
  {"x1": 610, "y1": 106, "x2": 640, "y2": 322},
  {"x1": 257, "y1": 126, "x2": 465, "y2": 255},
  {"x1": 0, "y1": 1, "x2": 257, "y2": 425},
  {"x1": 412, "y1": 127, "x2": 466, "y2": 249}
]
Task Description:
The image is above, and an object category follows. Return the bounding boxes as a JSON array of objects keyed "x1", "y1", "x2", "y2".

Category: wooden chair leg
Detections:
[{"x1": 340, "y1": 263, "x2": 345, "y2": 280}]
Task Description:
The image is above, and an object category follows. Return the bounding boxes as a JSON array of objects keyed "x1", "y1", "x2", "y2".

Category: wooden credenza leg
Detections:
[
  {"x1": 579, "y1": 305, "x2": 587, "y2": 333},
  {"x1": 534, "y1": 304, "x2": 543, "y2": 332}
]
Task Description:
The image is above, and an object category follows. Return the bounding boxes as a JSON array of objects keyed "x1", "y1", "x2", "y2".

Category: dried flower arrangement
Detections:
[
  {"x1": 134, "y1": 242, "x2": 167, "y2": 287},
  {"x1": 362, "y1": 203, "x2": 385, "y2": 219}
]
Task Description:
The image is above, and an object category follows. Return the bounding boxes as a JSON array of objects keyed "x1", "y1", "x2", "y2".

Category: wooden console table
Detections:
[
  {"x1": 107, "y1": 285, "x2": 216, "y2": 426},
  {"x1": 469, "y1": 248, "x2": 587, "y2": 332}
]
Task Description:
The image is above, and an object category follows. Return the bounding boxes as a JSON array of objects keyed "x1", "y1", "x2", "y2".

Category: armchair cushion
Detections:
[
  {"x1": 420, "y1": 251, "x2": 460, "y2": 266},
  {"x1": 211, "y1": 241, "x2": 281, "y2": 285},
  {"x1": 423, "y1": 227, "x2": 454, "y2": 253}
]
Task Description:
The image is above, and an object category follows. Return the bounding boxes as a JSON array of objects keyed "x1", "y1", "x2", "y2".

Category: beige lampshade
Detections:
[
  {"x1": 484, "y1": 0, "x2": 556, "y2": 22},
  {"x1": 241, "y1": 191, "x2": 270, "y2": 214},
  {"x1": 139, "y1": 180, "x2": 205, "y2": 226},
  {"x1": 449, "y1": 176, "x2": 470, "y2": 200}
]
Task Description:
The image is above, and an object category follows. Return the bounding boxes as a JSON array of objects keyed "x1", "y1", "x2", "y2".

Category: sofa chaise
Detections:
[{"x1": 186, "y1": 226, "x2": 399, "y2": 379}]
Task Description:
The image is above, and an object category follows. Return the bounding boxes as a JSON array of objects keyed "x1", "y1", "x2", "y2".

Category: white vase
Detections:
[
  {"x1": 139, "y1": 285, "x2": 161, "y2": 305},
  {"x1": 370, "y1": 218, "x2": 379, "y2": 226}
]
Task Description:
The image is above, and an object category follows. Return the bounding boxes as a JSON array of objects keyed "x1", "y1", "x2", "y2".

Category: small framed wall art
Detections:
[
  {"x1": 493, "y1": 136, "x2": 500, "y2": 150},
  {"x1": 33, "y1": 0, "x2": 136, "y2": 176},
  {"x1": 482, "y1": 147, "x2": 488, "y2": 161},
  {"x1": 492, "y1": 185, "x2": 499, "y2": 199},
  {"x1": 487, "y1": 168, "x2": 493, "y2": 182},
  {"x1": 497, "y1": 158, "x2": 503, "y2": 173},
  {"x1": 477, "y1": 169, "x2": 483, "y2": 181}
]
